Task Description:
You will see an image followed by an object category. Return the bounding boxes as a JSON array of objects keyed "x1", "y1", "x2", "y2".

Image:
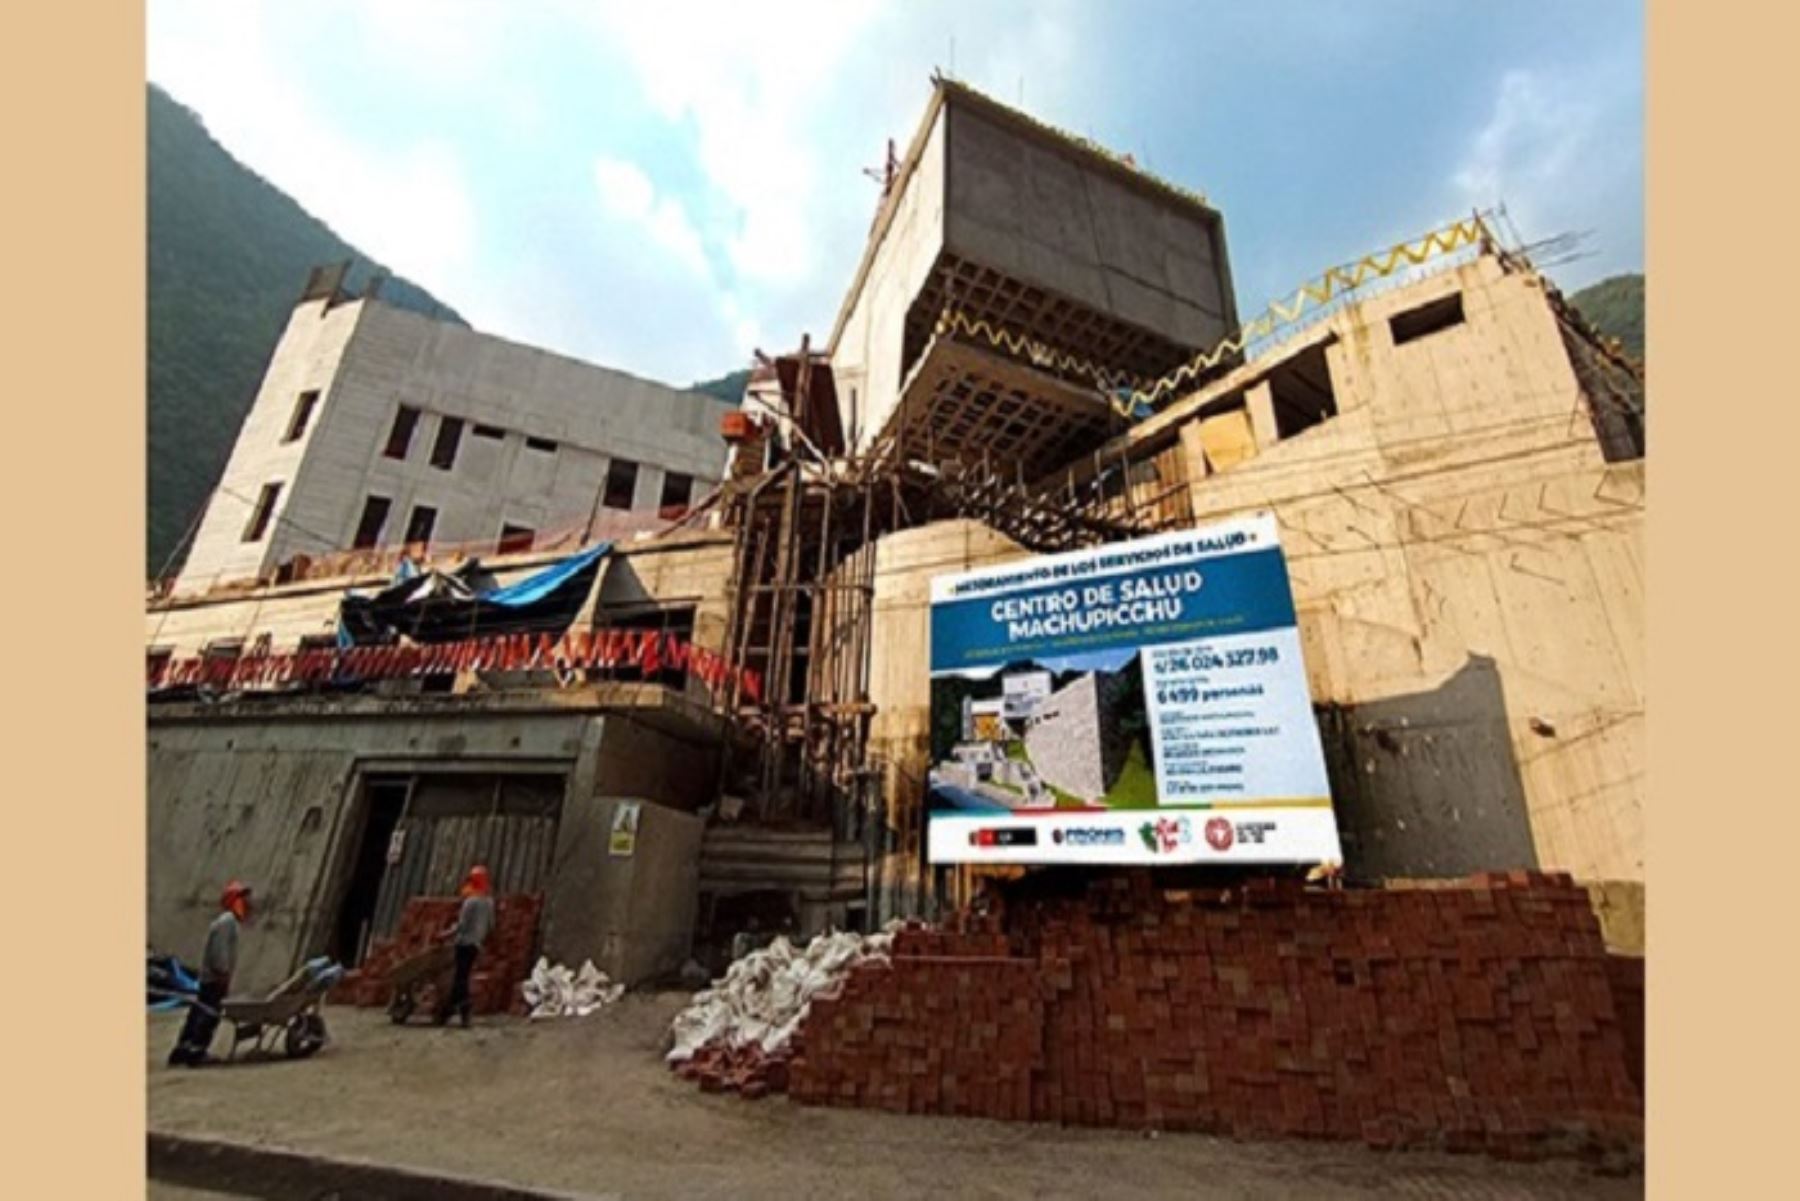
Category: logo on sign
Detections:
[
  {"x1": 1205, "y1": 817, "x2": 1234, "y2": 851},
  {"x1": 1053, "y1": 827, "x2": 1127, "y2": 847},
  {"x1": 968, "y1": 827, "x2": 1038, "y2": 848},
  {"x1": 1137, "y1": 817, "x2": 1192, "y2": 854}
]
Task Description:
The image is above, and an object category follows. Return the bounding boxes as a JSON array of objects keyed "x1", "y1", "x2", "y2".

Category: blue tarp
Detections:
[
  {"x1": 482, "y1": 543, "x2": 611, "y2": 607},
  {"x1": 338, "y1": 542, "x2": 613, "y2": 645}
]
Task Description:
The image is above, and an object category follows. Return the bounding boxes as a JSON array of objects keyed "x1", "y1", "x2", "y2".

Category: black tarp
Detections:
[{"x1": 338, "y1": 543, "x2": 610, "y2": 646}]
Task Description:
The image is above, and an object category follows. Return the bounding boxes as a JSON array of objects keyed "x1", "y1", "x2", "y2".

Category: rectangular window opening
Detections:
[
  {"x1": 472, "y1": 423, "x2": 506, "y2": 440},
  {"x1": 525, "y1": 435, "x2": 558, "y2": 454},
  {"x1": 384, "y1": 405, "x2": 421, "y2": 459},
  {"x1": 296, "y1": 634, "x2": 339, "y2": 654},
  {"x1": 283, "y1": 390, "x2": 320, "y2": 443},
  {"x1": 1269, "y1": 343, "x2": 1340, "y2": 440},
  {"x1": 658, "y1": 471, "x2": 694, "y2": 518},
  {"x1": 430, "y1": 416, "x2": 465, "y2": 470},
  {"x1": 241, "y1": 481, "x2": 283, "y2": 543},
  {"x1": 603, "y1": 458, "x2": 639, "y2": 510},
  {"x1": 498, "y1": 523, "x2": 536, "y2": 554},
  {"x1": 1389, "y1": 293, "x2": 1465, "y2": 346},
  {"x1": 403, "y1": 504, "x2": 438, "y2": 547},
  {"x1": 352, "y1": 495, "x2": 392, "y2": 549}
]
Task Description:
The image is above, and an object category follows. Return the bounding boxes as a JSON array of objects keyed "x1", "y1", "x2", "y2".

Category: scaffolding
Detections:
[{"x1": 712, "y1": 361, "x2": 1171, "y2": 926}]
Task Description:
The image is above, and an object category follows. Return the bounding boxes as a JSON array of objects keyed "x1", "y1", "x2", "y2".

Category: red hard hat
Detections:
[{"x1": 221, "y1": 879, "x2": 253, "y2": 916}]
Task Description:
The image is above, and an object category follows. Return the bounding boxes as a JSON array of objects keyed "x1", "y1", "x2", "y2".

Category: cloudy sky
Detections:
[{"x1": 148, "y1": 0, "x2": 1643, "y2": 388}]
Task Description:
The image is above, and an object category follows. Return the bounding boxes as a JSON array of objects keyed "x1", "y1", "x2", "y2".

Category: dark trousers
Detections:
[
  {"x1": 170, "y1": 979, "x2": 227, "y2": 1063},
  {"x1": 439, "y1": 944, "x2": 478, "y2": 1022}
]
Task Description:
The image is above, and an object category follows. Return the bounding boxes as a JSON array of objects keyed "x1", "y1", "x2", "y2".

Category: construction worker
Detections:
[
  {"x1": 168, "y1": 880, "x2": 251, "y2": 1067},
  {"x1": 436, "y1": 864, "x2": 494, "y2": 1028}
]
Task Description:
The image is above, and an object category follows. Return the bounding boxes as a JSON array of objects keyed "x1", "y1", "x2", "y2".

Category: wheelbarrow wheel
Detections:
[
  {"x1": 388, "y1": 991, "x2": 415, "y2": 1025},
  {"x1": 284, "y1": 1012, "x2": 327, "y2": 1059}
]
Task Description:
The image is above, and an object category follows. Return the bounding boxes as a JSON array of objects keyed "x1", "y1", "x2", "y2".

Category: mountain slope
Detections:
[
  {"x1": 1568, "y1": 273, "x2": 1643, "y2": 361},
  {"x1": 147, "y1": 83, "x2": 465, "y2": 573},
  {"x1": 689, "y1": 368, "x2": 751, "y2": 405}
]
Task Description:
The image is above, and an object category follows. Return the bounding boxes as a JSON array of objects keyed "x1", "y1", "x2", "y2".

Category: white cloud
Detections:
[
  {"x1": 570, "y1": 0, "x2": 885, "y2": 290},
  {"x1": 593, "y1": 156, "x2": 711, "y2": 279},
  {"x1": 1453, "y1": 70, "x2": 1590, "y2": 225},
  {"x1": 593, "y1": 157, "x2": 656, "y2": 221},
  {"x1": 148, "y1": 0, "x2": 479, "y2": 286},
  {"x1": 1449, "y1": 62, "x2": 1641, "y2": 284},
  {"x1": 146, "y1": 0, "x2": 1103, "y2": 378}
]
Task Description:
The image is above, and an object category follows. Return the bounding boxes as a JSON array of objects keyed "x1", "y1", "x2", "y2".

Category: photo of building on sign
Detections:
[{"x1": 931, "y1": 652, "x2": 1151, "y2": 810}]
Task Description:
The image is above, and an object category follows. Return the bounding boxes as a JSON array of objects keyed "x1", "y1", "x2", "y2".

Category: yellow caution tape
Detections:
[{"x1": 933, "y1": 215, "x2": 1492, "y2": 420}]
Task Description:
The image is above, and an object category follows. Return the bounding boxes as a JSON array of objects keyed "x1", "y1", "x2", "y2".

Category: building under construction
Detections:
[{"x1": 146, "y1": 78, "x2": 1645, "y2": 993}]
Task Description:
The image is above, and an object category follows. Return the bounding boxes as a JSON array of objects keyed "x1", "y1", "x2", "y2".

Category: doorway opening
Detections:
[{"x1": 333, "y1": 775, "x2": 409, "y2": 966}]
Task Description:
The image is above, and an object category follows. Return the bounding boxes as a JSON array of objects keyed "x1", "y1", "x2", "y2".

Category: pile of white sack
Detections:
[
  {"x1": 522, "y1": 957, "x2": 625, "y2": 1019},
  {"x1": 666, "y1": 926, "x2": 896, "y2": 1064}
]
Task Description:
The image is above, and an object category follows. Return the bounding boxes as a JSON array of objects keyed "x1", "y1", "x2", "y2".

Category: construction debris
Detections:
[
  {"x1": 521, "y1": 958, "x2": 625, "y2": 1019},
  {"x1": 666, "y1": 927, "x2": 895, "y2": 1096}
]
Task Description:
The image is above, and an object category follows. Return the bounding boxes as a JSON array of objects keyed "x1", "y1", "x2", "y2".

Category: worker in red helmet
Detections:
[
  {"x1": 168, "y1": 880, "x2": 252, "y2": 1067},
  {"x1": 435, "y1": 864, "x2": 494, "y2": 1028}
]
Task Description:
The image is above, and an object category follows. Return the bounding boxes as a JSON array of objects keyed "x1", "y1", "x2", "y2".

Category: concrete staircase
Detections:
[{"x1": 698, "y1": 824, "x2": 867, "y2": 904}]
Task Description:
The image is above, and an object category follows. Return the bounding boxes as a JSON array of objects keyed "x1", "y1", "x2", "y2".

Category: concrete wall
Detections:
[
  {"x1": 175, "y1": 297, "x2": 734, "y2": 595},
  {"x1": 1097, "y1": 255, "x2": 1646, "y2": 884},
  {"x1": 866, "y1": 520, "x2": 1025, "y2": 914},
  {"x1": 943, "y1": 103, "x2": 1234, "y2": 351},
  {"x1": 830, "y1": 104, "x2": 949, "y2": 450},
  {"x1": 546, "y1": 797, "x2": 702, "y2": 986},
  {"x1": 827, "y1": 86, "x2": 1235, "y2": 458},
  {"x1": 592, "y1": 713, "x2": 722, "y2": 813},
  {"x1": 860, "y1": 255, "x2": 1643, "y2": 902},
  {"x1": 582, "y1": 531, "x2": 736, "y2": 656},
  {"x1": 176, "y1": 298, "x2": 364, "y2": 592},
  {"x1": 147, "y1": 702, "x2": 600, "y2": 994}
]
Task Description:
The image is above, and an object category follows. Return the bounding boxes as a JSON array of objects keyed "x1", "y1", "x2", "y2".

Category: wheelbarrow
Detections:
[
  {"x1": 384, "y1": 942, "x2": 457, "y2": 1025},
  {"x1": 165, "y1": 957, "x2": 343, "y2": 1061}
]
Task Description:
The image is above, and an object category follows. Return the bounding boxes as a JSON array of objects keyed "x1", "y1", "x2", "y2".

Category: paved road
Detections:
[{"x1": 149, "y1": 1001, "x2": 1640, "y2": 1201}]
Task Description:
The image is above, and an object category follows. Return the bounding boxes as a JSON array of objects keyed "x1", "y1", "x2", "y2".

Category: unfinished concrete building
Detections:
[
  {"x1": 147, "y1": 78, "x2": 1648, "y2": 998},
  {"x1": 827, "y1": 81, "x2": 1239, "y2": 467},
  {"x1": 854, "y1": 239, "x2": 1644, "y2": 931},
  {"x1": 147, "y1": 529, "x2": 742, "y2": 991},
  {"x1": 170, "y1": 263, "x2": 734, "y2": 597}
]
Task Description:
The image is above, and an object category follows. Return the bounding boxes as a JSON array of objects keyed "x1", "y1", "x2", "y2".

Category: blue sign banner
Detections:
[
  {"x1": 930, "y1": 546, "x2": 1296, "y2": 670},
  {"x1": 925, "y1": 514, "x2": 1342, "y2": 867}
]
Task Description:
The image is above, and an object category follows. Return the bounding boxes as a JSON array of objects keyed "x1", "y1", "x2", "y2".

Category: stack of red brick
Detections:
[
  {"x1": 1604, "y1": 954, "x2": 1644, "y2": 1096},
  {"x1": 783, "y1": 872, "x2": 1642, "y2": 1161},
  {"x1": 673, "y1": 1041, "x2": 794, "y2": 1100},
  {"x1": 328, "y1": 893, "x2": 544, "y2": 1016}
]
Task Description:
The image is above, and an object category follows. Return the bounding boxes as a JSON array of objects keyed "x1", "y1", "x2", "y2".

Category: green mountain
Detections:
[
  {"x1": 690, "y1": 368, "x2": 751, "y2": 404},
  {"x1": 148, "y1": 83, "x2": 465, "y2": 574},
  {"x1": 1568, "y1": 273, "x2": 1644, "y2": 362}
]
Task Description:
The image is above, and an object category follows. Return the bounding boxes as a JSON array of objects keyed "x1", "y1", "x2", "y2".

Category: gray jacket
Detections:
[
  {"x1": 455, "y1": 895, "x2": 495, "y2": 949},
  {"x1": 201, "y1": 910, "x2": 239, "y2": 984}
]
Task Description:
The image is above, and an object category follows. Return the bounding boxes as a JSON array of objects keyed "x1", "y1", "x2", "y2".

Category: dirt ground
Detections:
[{"x1": 147, "y1": 997, "x2": 1640, "y2": 1201}]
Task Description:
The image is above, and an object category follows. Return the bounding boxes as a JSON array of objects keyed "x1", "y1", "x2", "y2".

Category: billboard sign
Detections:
[{"x1": 926, "y1": 513, "x2": 1341, "y2": 865}]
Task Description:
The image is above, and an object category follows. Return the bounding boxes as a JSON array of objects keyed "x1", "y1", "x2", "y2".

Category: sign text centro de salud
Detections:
[{"x1": 926, "y1": 513, "x2": 1342, "y2": 866}]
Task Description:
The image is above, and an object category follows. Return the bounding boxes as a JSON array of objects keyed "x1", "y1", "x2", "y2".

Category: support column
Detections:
[{"x1": 1247, "y1": 379, "x2": 1281, "y2": 449}]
